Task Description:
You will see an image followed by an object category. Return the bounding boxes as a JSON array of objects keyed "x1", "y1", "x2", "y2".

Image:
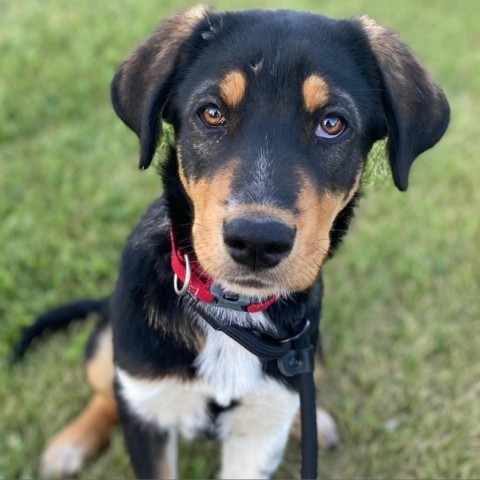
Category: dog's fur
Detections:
[{"x1": 20, "y1": 6, "x2": 449, "y2": 479}]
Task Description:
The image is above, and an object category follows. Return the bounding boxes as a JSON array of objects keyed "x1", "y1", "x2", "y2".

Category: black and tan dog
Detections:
[{"x1": 18, "y1": 5, "x2": 449, "y2": 479}]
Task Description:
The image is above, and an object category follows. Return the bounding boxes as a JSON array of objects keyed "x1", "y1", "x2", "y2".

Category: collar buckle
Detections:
[{"x1": 209, "y1": 284, "x2": 255, "y2": 312}]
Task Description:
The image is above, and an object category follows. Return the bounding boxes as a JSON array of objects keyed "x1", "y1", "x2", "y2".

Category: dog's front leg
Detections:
[
  {"x1": 218, "y1": 380, "x2": 299, "y2": 479},
  {"x1": 116, "y1": 388, "x2": 177, "y2": 480}
]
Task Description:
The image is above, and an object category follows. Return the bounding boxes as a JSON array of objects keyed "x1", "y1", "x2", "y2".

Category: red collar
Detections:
[{"x1": 170, "y1": 228, "x2": 278, "y2": 313}]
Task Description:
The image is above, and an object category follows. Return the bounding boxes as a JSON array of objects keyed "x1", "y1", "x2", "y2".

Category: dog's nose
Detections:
[{"x1": 223, "y1": 216, "x2": 296, "y2": 270}]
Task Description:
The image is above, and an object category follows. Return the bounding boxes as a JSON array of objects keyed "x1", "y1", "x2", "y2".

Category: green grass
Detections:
[{"x1": 1, "y1": 0, "x2": 479, "y2": 478}]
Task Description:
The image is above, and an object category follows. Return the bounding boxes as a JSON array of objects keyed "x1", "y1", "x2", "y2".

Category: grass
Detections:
[{"x1": 1, "y1": 0, "x2": 479, "y2": 478}]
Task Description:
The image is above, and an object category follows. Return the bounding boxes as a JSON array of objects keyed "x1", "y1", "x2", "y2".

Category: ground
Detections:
[{"x1": 1, "y1": 0, "x2": 479, "y2": 478}]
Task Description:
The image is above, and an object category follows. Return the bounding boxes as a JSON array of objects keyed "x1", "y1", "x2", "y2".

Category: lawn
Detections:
[{"x1": 1, "y1": 0, "x2": 479, "y2": 478}]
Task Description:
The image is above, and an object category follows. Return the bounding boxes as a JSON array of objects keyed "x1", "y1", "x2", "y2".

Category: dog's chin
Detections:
[
  {"x1": 216, "y1": 276, "x2": 290, "y2": 299},
  {"x1": 209, "y1": 263, "x2": 320, "y2": 298}
]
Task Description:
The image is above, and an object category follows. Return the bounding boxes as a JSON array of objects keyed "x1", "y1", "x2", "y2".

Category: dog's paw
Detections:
[
  {"x1": 290, "y1": 407, "x2": 340, "y2": 449},
  {"x1": 315, "y1": 407, "x2": 340, "y2": 449},
  {"x1": 40, "y1": 442, "x2": 86, "y2": 479},
  {"x1": 39, "y1": 394, "x2": 117, "y2": 478}
]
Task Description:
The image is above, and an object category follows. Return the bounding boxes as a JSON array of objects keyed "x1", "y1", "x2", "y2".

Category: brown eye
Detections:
[
  {"x1": 199, "y1": 104, "x2": 226, "y2": 127},
  {"x1": 315, "y1": 114, "x2": 346, "y2": 138}
]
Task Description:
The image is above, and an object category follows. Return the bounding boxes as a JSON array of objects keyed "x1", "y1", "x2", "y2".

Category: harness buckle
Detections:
[{"x1": 278, "y1": 345, "x2": 314, "y2": 377}]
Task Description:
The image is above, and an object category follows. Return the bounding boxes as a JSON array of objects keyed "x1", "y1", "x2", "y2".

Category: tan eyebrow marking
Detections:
[
  {"x1": 302, "y1": 74, "x2": 330, "y2": 112},
  {"x1": 219, "y1": 70, "x2": 247, "y2": 107}
]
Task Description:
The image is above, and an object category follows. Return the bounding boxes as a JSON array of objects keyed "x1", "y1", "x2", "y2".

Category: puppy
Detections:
[{"x1": 22, "y1": 5, "x2": 449, "y2": 479}]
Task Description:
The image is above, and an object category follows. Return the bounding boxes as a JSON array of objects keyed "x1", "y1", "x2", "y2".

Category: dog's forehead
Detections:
[
  {"x1": 207, "y1": 9, "x2": 342, "y2": 58},
  {"x1": 179, "y1": 10, "x2": 369, "y2": 110}
]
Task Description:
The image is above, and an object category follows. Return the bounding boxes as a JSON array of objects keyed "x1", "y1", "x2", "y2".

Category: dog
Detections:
[{"x1": 16, "y1": 5, "x2": 449, "y2": 479}]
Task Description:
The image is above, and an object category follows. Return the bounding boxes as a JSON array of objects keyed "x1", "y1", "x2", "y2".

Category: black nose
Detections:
[{"x1": 223, "y1": 216, "x2": 296, "y2": 270}]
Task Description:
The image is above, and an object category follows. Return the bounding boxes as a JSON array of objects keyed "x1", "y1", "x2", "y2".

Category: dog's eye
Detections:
[
  {"x1": 199, "y1": 104, "x2": 226, "y2": 127},
  {"x1": 315, "y1": 114, "x2": 346, "y2": 138}
]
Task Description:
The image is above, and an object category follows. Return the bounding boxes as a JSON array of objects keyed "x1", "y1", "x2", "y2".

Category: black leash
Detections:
[{"x1": 191, "y1": 302, "x2": 318, "y2": 480}]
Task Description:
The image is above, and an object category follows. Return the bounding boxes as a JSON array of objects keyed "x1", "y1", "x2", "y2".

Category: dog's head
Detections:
[{"x1": 112, "y1": 6, "x2": 449, "y2": 298}]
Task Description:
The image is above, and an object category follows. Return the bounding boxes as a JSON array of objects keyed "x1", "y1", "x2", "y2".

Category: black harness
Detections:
[{"x1": 189, "y1": 297, "x2": 318, "y2": 480}]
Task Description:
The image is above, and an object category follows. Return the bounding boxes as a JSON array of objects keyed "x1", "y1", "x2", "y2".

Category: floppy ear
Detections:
[
  {"x1": 111, "y1": 5, "x2": 214, "y2": 170},
  {"x1": 355, "y1": 16, "x2": 450, "y2": 191}
]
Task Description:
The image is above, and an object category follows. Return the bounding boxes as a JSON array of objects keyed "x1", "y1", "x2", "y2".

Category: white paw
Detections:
[
  {"x1": 316, "y1": 408, "x2": 340, "y2": 449},
  {"x1": 40, "y1": 443, "x2": 86, "y2": 479}
]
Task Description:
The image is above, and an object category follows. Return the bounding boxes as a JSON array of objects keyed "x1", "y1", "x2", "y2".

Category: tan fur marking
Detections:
[
  {"x1": 190, "y1": 162, "x2": 238, "y2": 278},
  {"x1": 226, "y1": 203, "x2": 296, "y2": 227},
  {"x1": 186, "y1": 164, "x2": 362, "y2": 296},
  {"x1": 294, "y1": 181, "x2": 340, "y2": 270},
  {"x1": 41, "y1": 394, "x2": 118, "y2": 477},
  {"x1": 290, "y1": 406, "x2": 338, "y2": 449},
  {"x1": 177, "y1": 147, "x2": 190, "y2": 195},
  {"x1": 302, "y1": 74, "x2": 330, "y2": 112},
  {"x1": 86, "y1": 327, "x2": 114, "y2": 396},
  {"x1": 184, "y1": 158, "x2": 362, "y2": 297},
  {"x1": 282, "y1": 173, "x2": 361, "y2": 292},
  {"x1": 343, "y1": 171, "x2": 362, "y2": 206},
  {"x1": 219, "y1": 71, "x2": 247, "y2": 107}
]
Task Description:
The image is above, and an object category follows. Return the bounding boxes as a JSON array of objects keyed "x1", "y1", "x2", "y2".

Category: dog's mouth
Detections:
[
  {"x1": 228, "y1": 276, "x2": 269, "y2": 289},
  {"x1": 213, "y1": 269, "x2": 293, "y2": 299}
]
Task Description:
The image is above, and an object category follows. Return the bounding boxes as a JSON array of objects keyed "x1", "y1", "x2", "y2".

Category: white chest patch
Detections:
[
  {"x1": 194, "y1": 327, "x2": 263, "y2": 406},
  {"x1": 117, "y1": 312, "x2": 278, "y2": 438},
  {"x1": 117, "y1": 369, "x2": 212, "y2": 439}
]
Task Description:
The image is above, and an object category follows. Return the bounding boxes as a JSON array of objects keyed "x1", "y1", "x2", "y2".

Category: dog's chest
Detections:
[
  {"x1": 194, "y1": 327, "x2": 264, "y2": 405},
  {"x1": 117, "y1": 329, "x2": 264, "y2": 437}
]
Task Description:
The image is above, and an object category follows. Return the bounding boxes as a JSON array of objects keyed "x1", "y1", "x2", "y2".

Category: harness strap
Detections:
[
  {"x1": 289, "y1": 328, "x2": 319, "y2": 480},
  {"x1": 192, "y1": 304, "x2": 318, "y2": 479}
]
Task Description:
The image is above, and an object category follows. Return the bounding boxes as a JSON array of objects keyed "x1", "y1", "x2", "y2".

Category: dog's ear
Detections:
[
  {"x1": 355, "y1": 16, "x2": 450, "y2": 191},
  {"x1": 111, "y1": 5, "x2": 214, "y2": 169}
]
